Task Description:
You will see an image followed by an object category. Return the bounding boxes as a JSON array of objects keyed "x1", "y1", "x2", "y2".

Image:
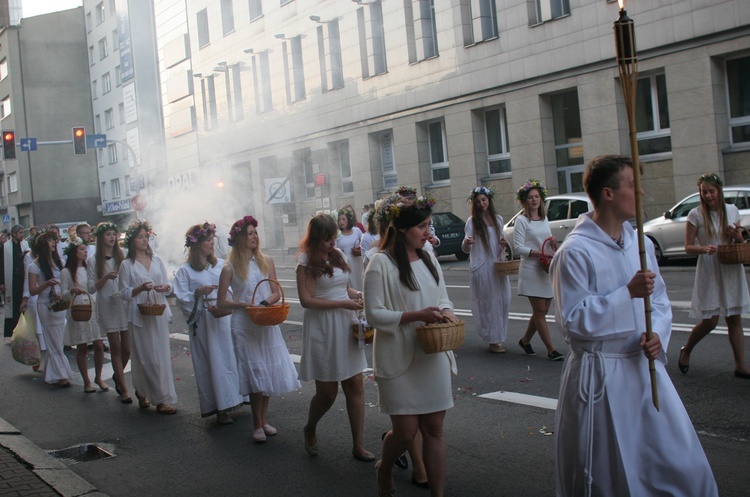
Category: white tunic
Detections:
[
  {"x1": 336, "y1": 228, "x2": 364, "y2": 291},
  {"x1": 551, "y1": 213, "x2": 718, "y2": 497},
  {"x1": 172, "y1": 260, "x2": 244, "y2": 416},
  {"x1": 687, "y1": 205, "x2": 750, "y2": 319},
  {"x1": 119, "y1": 255, "x2": 177, "y2": 406},
  {"x1": 61, "y1": 267, "x2": 101, "y2": 345},
  {"x1": 513, "y1": 215, "x2": 554, "y2": 299},
  {"x1": 464, "y1": 216, "x2": 510, "y2": 343},
  {"x1": 87, "y1": 255, "x2": 128, "y2": 333}
]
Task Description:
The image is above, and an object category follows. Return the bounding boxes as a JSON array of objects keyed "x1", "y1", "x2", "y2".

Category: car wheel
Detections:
[
  {"x1": 455, "y1": 250, "x2": 469, "y2": 261},
  {"x1": 648, "y1": 237, "x2": 665, "y2": 264}
]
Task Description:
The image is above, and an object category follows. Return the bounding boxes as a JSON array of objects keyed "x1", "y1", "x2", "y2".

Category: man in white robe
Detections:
[
  {"x1": 550, "y1": 155, "x2": 718, "y2": 497},
  {"x1": 1, "y1": 225, "x2": 29, "y2": 337}
]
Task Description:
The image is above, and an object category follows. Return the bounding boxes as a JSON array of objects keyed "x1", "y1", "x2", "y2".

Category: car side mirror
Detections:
[{"x1": 664, "y1": 211, "x2": 673, "y2": 220}]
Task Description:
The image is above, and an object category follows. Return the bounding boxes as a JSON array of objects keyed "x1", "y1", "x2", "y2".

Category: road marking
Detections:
[{"x1": 479, "y1": 391, "x2": 558, "y2": 410}]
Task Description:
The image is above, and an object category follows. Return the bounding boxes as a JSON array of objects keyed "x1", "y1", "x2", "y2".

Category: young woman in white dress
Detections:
[
  {"x1": 61, "y1": 240, "x2": 108, "y2": 393},
  {"x1": 173, "y1": 222, "x2": 244, "y2": 426},
  {"x1": 461, "y1": 187, "x2": 511, "y2": 353},
  {"x1": 118, "y1": 220, "x2": 177, "y2": 414},
  {"x1": 679, "y1": 173, "x2": 750, "y2": 378},
  {"x1": 217, "y1": 216, "x2": 300, "y2": 442},
  {"x1": 336, "y1": 210, "x2": 364, "y2": 292},
  {"x1": 28, "y1": 230, "x2": 73, "y2": 388},
  {"x1": 364, "y1": 196, "x2": 459, "y2": 497},
  {"x1": 297, "y1": 213, "x2": 373, "y2": 461},
  {"x1": 88, "y1": 222, "x2": 131, "y2": 403},
  {"x1": 514, "y1": 180, "x2": 564, "y2": 361}
]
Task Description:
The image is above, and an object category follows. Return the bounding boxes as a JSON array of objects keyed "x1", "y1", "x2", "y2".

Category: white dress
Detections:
[
  {"x1": 30, "y1": 261, "x2": 73, "y2": 384},
  {"x1": 336, "y1": 228, "x2": 364, "y2": 292},
  {"x1": 514, "y1": 215, "x2": 554, "y2": 299},
  {"x1": 551, "y1": 214, "x2": 718, "y2": 497},
  {"x1": 364, "y1": 253, "x2": 454, "y2": 415},
  {"x1": 61, "y1": 267, "x2": 101, "y2": 345},
  {"x1": 23, "y1": 252, "x2": 45, "y2": 350},
  {"x1": 687, "y1": 205, "x2": 750, "y2": 319},
  {"x1": 172, "y1": 260, "x2": 244, "y2": 417},
  {"x1": 119, "y1": 255, "x2": 177, "y2": 406},
  {"x1": 228, "y1": 259, "x2": 301, "y2": 396},
  {"x1": 297, "y1": 250, "x2": 367, "y2": 382},
  {"x1": 464, "y1": 216, "x2": 510, "y2": 343},
  {"x1": 87, "y1": 255, "x2": 128, "y2": 333}
]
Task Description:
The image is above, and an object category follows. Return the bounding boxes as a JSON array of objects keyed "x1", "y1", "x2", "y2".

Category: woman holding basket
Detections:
[
  {"x1": 118, "y1": 220, "x2": 177, "y2": 414},
  {"x1": 678, "y1": 173, "x2": 750, "y2": 378},
  {"x1": 174, "y1": 222, "x2": 244, "y2": 425},
  {"x1": 364, "y1": 196, "x2": 458, "y2": 497},
  {"x1": 514, "y1": 180, "x2": 563, "y2": 361},
  {"x1": 28, "y1": 230, "x2": 73, "y2": 388},
  {"x1": 217, "y1": 216, "x2": 300, "y2": 442}
]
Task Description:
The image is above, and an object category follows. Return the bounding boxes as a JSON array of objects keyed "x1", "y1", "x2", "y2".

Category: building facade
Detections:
[
  {"x1": 153, "y1": 0, "x2": 750, "y2": 250},
  {"x1": 0, "y1": 7, "x2": 100, "y2": 229}
]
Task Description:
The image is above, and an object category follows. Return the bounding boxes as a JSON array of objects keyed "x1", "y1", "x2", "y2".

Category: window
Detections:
[
  {"x1": 119, "y1": 102, "x2": 125, "y2": 124},
  {"x1": 102, "y1": 72, "x2": 111, "y2": 94},
  {"x1": 282, "y1": 36, "x2": 305, "y2": 103},
  {"x1": 98, "y1": 38, "x2": 108, "y2": 60},
  {"x1": 317, "y1": 20, "x2": 344, "y2": 92},
  {"x1": 249, "y1": 0, "x2": 262, "y2": 20},
  {"x1": 428, "y1": 120, "x2": 449, "y2": 182},
  {"x1": 101, "y1": 181, "x2": 107, "y2": 200},
  {"x1": 113, "y1": 29, "x2": 119, "y2": 51},
  {"x1": 727, "y1": 56, "x2": 750, "y2": 146},
  {"x1": 105, "y1": 108, "x2": 114, "y2": 129},
  {"x1": 95, "y1": 114, "x2": 101, "y2": 134},
  {"x1": 221, "y1": 0, "x2": 235, "y2": 36},
  {"x1": 551, "y1": 89, "x2": 584, "y2": 193},
  {"x1": 0, "y1": 59, "x2": 6, "y2": 80},
  {"x1": 111, "y1": 178, "x2": 121, "y2": 198},
  {"x1": 293, "y1": 148, "x2": 315, "y2": 199},
  {"x1": 86, "y1": 12, "x2": 92, "y2": 32},
  {"x1": 124, "y1": 175, "x2": 132, "y2": 195},
  {"x1": 231, "y1": 64, "x2": 244, "y2": 120},
  {"x1": 357, "y1": 1, "x2": 387, "y2": 78},
  {"x1": 206, "y1": 75, "x2": 218, "y2": 128},
  {"x1": 406, "y1": 0, "x2": 438, "y2": 63},
  {"x1": 462, "y1": 0, "x2": 498, "y2": 45},
  {"x1": 484, "y1": 107, "x2": 511, "y2": 175},
  {"x1": 97, "y1": 148, "x2": 105, "y2": 167},
  {"x1": 109, "y1": 0, "x2": 116, "y2": 14},
  {"x1": 197, "y1": 9, "x2": 210, "y2": 48},
  {"x1": 635, "y1": 73, "x2": 671, "y2": 156},
  {"x1": 89, "y1": 46, "x2": 95, "y2": 66},
  {"x1": 7, "y1": 173, "x2": 17, "y2": 193},
  {"x1": 252, "y1": 51, "x2": 273, "y2": 113},
  {"x1": 331, "y1": 141, "x2": 353, "y2": 194},
  {"x1": 528, "y1": 0, "x2": 570, "y2": 25},
  {"x1": 0, "y1": 96, "x2": 11, "y2": 119},
  {"x1": 92, "y1": 79, "x2": 98, "y2": 99},
  {"x1": 95, "y1": 2, "x2": 105, "y2": 24},
  {"x1": 380, "y1": 131, "x2": 398, "y2": 190},
  {"x1": 108, "y1": 144, "x2": 118, "y2": 164},
  {"x1": 115, "y1": 65, "x2": 122, "y2": 86}
]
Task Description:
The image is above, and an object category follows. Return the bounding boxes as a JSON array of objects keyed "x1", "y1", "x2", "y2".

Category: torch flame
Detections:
[{"x1": 618, "y1": 0, "x2": 624, "y2": 9}]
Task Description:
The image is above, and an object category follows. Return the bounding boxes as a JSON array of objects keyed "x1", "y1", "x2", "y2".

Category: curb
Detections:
[{"x1": 0, "y1": 417, "x2": 107, "y2": 497}]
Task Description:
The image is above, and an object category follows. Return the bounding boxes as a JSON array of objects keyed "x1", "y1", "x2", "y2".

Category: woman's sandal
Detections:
[
  {"x1": 95, "y1": 379, "x2": 110, "y2": 392},
  {"x1": 156, "y1": 403, "x2": 177, "y2": 415},
  {"x1": 135, "y1": 391, "x2": 151, "y2": 409},
  {"x1": 375, "y1": 461, "x2": 396, "y2": 497},
  {"x1": 678, "y1": 347, "x2": 690, "y2": 375}
]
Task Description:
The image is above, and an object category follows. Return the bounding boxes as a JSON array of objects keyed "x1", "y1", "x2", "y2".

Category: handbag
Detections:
[
  {"x1": 11, "y1": 312, "x2": 40, "y2": 367},
  {"x1": 539, "y1": 237, "x2": 557, "y2": 273}
]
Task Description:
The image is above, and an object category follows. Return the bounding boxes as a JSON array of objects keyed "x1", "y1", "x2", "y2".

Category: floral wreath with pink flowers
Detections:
[
  {"x1": 185, "y1": 222, "x2": 216, "y2": 248},
  {"x1": 385, "y1": 195, "x2": 436, "y2": 223},
  {"x1": 396, "y1": 186, "x2": 417, "y2": 198},
  {"x1": 228, "y1": 216, "x2": 258, "y2": 246},
  {"x1": 123, "y1": 219, "x2": 155, "y2": 246},
  {"x1": 517, "y1": 180, "x2": 548, "y2": 203}
]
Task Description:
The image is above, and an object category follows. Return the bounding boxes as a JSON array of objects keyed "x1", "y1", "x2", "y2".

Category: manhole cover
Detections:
[{"x1": 48, "y1": 443, "x2": 115, "y2": 465}]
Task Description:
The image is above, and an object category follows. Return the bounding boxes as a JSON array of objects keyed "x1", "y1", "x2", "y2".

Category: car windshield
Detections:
[{"x1": 432, "y1": 213, "x2": 459, "y2": 227}]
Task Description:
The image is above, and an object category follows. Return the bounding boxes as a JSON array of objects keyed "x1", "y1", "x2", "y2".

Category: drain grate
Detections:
[{"x1": 47, "y1": 443, "x2": 115, "y2": 465}]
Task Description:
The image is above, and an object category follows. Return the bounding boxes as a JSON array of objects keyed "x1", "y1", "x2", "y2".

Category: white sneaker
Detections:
[
  {"x1": 253, "y1": 428, "x2": 267, "y2": 443},
  {"x1": 263, "y1": 424, "x2": 277, "y2": 436}
]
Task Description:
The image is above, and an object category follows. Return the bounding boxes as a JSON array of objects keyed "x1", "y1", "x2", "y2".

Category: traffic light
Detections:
[
  {"x1": 72, "y1": 126, "x2": 86, "y2": 155},
  {"x1": 2, "y1": 131, "x2": 15, "y2": 159}
]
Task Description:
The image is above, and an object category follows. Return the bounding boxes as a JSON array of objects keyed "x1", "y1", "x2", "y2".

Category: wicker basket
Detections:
[
  {"x1": 246, "y1": 278, "x2": 290, "y2": 326},
  {"x1": 208, "y1": 306, "x2": 232, "y2": 319},
  {"x1": 495, "y1": 260, "x2": 521, "y2": 275},
  {"x1": 49, "y1": 298, "x2": 71, "y2": 313},
  {"x1": 539, "y1": 237, "x2": 558, "y2": 273},
  {"x1": 351, "y1": 322, "x2": 375, "y2": 344},
  {"x1": 138, "y1": 290, "x2": 167, "y2": 316},
  {"x1": 416, "y1": 320, "x2": 466, "y2": 354},
  {"x1": 70, "y1": 292, "x2": 93, "y2": 322},
  {"x1": 718, "y1": 229, "x2": 750, "y2": 264}
]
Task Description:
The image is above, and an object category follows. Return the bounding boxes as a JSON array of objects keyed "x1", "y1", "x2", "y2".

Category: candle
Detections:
[{"x1": 613, "y1": 4, "x2": 636, "y2": 62}]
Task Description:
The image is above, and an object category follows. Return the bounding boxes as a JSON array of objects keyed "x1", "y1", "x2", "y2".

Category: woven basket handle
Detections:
[
  {"x1": 729, "y1": 226, "x2": 750, "y2": 244},
  {"x1": 541, "y1": 236, "x2": 557, "y2": 254},
  {"x1": 71, "y1": 290, "x2": 91, "y2": 305},
  {"x1": 250, "y1": 278, "x2": 285, "y2": 306}
]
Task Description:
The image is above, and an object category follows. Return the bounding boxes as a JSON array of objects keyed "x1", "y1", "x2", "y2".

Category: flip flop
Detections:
[{"x1": 156, "y1": 403, "x2": 177, "y2": 415}]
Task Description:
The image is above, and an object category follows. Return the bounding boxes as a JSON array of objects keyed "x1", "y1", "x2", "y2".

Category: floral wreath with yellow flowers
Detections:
[
  {"x1": 467, "y1": 186, "x2": 494, "y2": 202},
  {"x1": 517, "y1": 180, "x2": 548, "y2": 203},
  {"x1": 374, "y1": 193, "x2": 402, "y2": 228},
  {"x1": 93, "y1": 222, "x2": 119, "y2": 238},
  {"x1": 63, "y1": 237, "x2": 89, "y2": 258},
  {"x1": 385, "y1": 195, "x2": 436, "y2": 223},
  {"x1": 185, "y1": 222, "x2": 216, "y2": 248},
  {"x1": 228, "y1": 215, "x2": 258, "y2": 246},
  {"x1": 123, "y1": 219, "x2": 155, "y2": 246}
]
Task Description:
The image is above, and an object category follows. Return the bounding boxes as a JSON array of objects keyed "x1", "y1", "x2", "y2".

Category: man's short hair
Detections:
[
  {"x1": 10, "y1": 225, "x2": 24, "y2": 234},
  {"x1": 583, "y1": 155, "x2": 633, "y2": 207},
  {"x1": 76, "y1": 223, "x2": 91, "y2": 236}
]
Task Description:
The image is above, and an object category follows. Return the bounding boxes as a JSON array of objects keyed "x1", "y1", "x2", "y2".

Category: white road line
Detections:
[{"x1": 478, "y1": 391, "x2": 558, "y2": 410}]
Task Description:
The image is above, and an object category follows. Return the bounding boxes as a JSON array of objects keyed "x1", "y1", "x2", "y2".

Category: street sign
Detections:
[
  {"x1": 265, "y1": 177, "x2": 291, "y2": 204},
  {"x1": 19, "y1": 138, "x2": 37, "y2": 151},
  {"x1": 86, "y1": 134, "x2": 107, "y2": 149},
  {"x1": 2, "y1": 214, "x2": 10, "y2": 224}
]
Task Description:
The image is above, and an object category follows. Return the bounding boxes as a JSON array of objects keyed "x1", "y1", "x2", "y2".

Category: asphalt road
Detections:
[{"x1": 0, "y1": 260, "x2": 748, "y2": 497}]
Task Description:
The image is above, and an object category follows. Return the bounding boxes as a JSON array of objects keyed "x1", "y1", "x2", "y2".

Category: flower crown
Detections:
[
  {"x1": 396, "y1": 186, "x2": 417, "y2": 197},
  {"x1": 374, "y1": 193, "x2": 402, "y2": 228},
  {"x1": 385, "y1": 195, "x2": 436, "y2": 224},
  {"x1": 517, "y1": 180, "x2": 548, "y2": 203},
  {"x1": 185, "y1": 222, "x2": 216, "y2": 248},
  {"x1": 34, "y1": 230, "x2": 58, "y2": 245},
  {"x1": 123, "y1": 219, "x2": 155, "y2": 246},
  {"x1": 63, "y1": 237, "x2": 88, "y2": 258},
  {"x1": 93, "y1": 222, "x2": 119, "y2": 238},
  {"x1": 228, "y1": 216, "x2": 257, "y2": 246},
  {"x1": 468, "y1": 186, "x2": 494, "y2": 202},
  {"x1": 698, "y1": 174, "x2": 723, "y2": 187}
]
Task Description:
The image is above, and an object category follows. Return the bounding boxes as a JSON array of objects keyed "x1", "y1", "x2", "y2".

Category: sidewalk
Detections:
[{"x1": 0, "y1": 417, "x2": 106, "y2": 497}]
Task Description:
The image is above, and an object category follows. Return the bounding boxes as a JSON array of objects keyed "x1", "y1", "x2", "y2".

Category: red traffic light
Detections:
[
  {"x1": 72, "y1": 126, "x2": 86, "y2": 155},
  {"x1": 2, "y1": 130, "x2": 15, "y2": 159},
  {"x1": 3, "y1": 132, "x2": 13, "y2": 142},
  {"x1": 74, "y1": 128, "x2": 84, "y2": 138}
]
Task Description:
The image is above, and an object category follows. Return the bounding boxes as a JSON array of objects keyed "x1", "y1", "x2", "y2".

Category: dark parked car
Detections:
[{"x1": 432, "y1": 211, "x2": 468, "y2": 261}]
